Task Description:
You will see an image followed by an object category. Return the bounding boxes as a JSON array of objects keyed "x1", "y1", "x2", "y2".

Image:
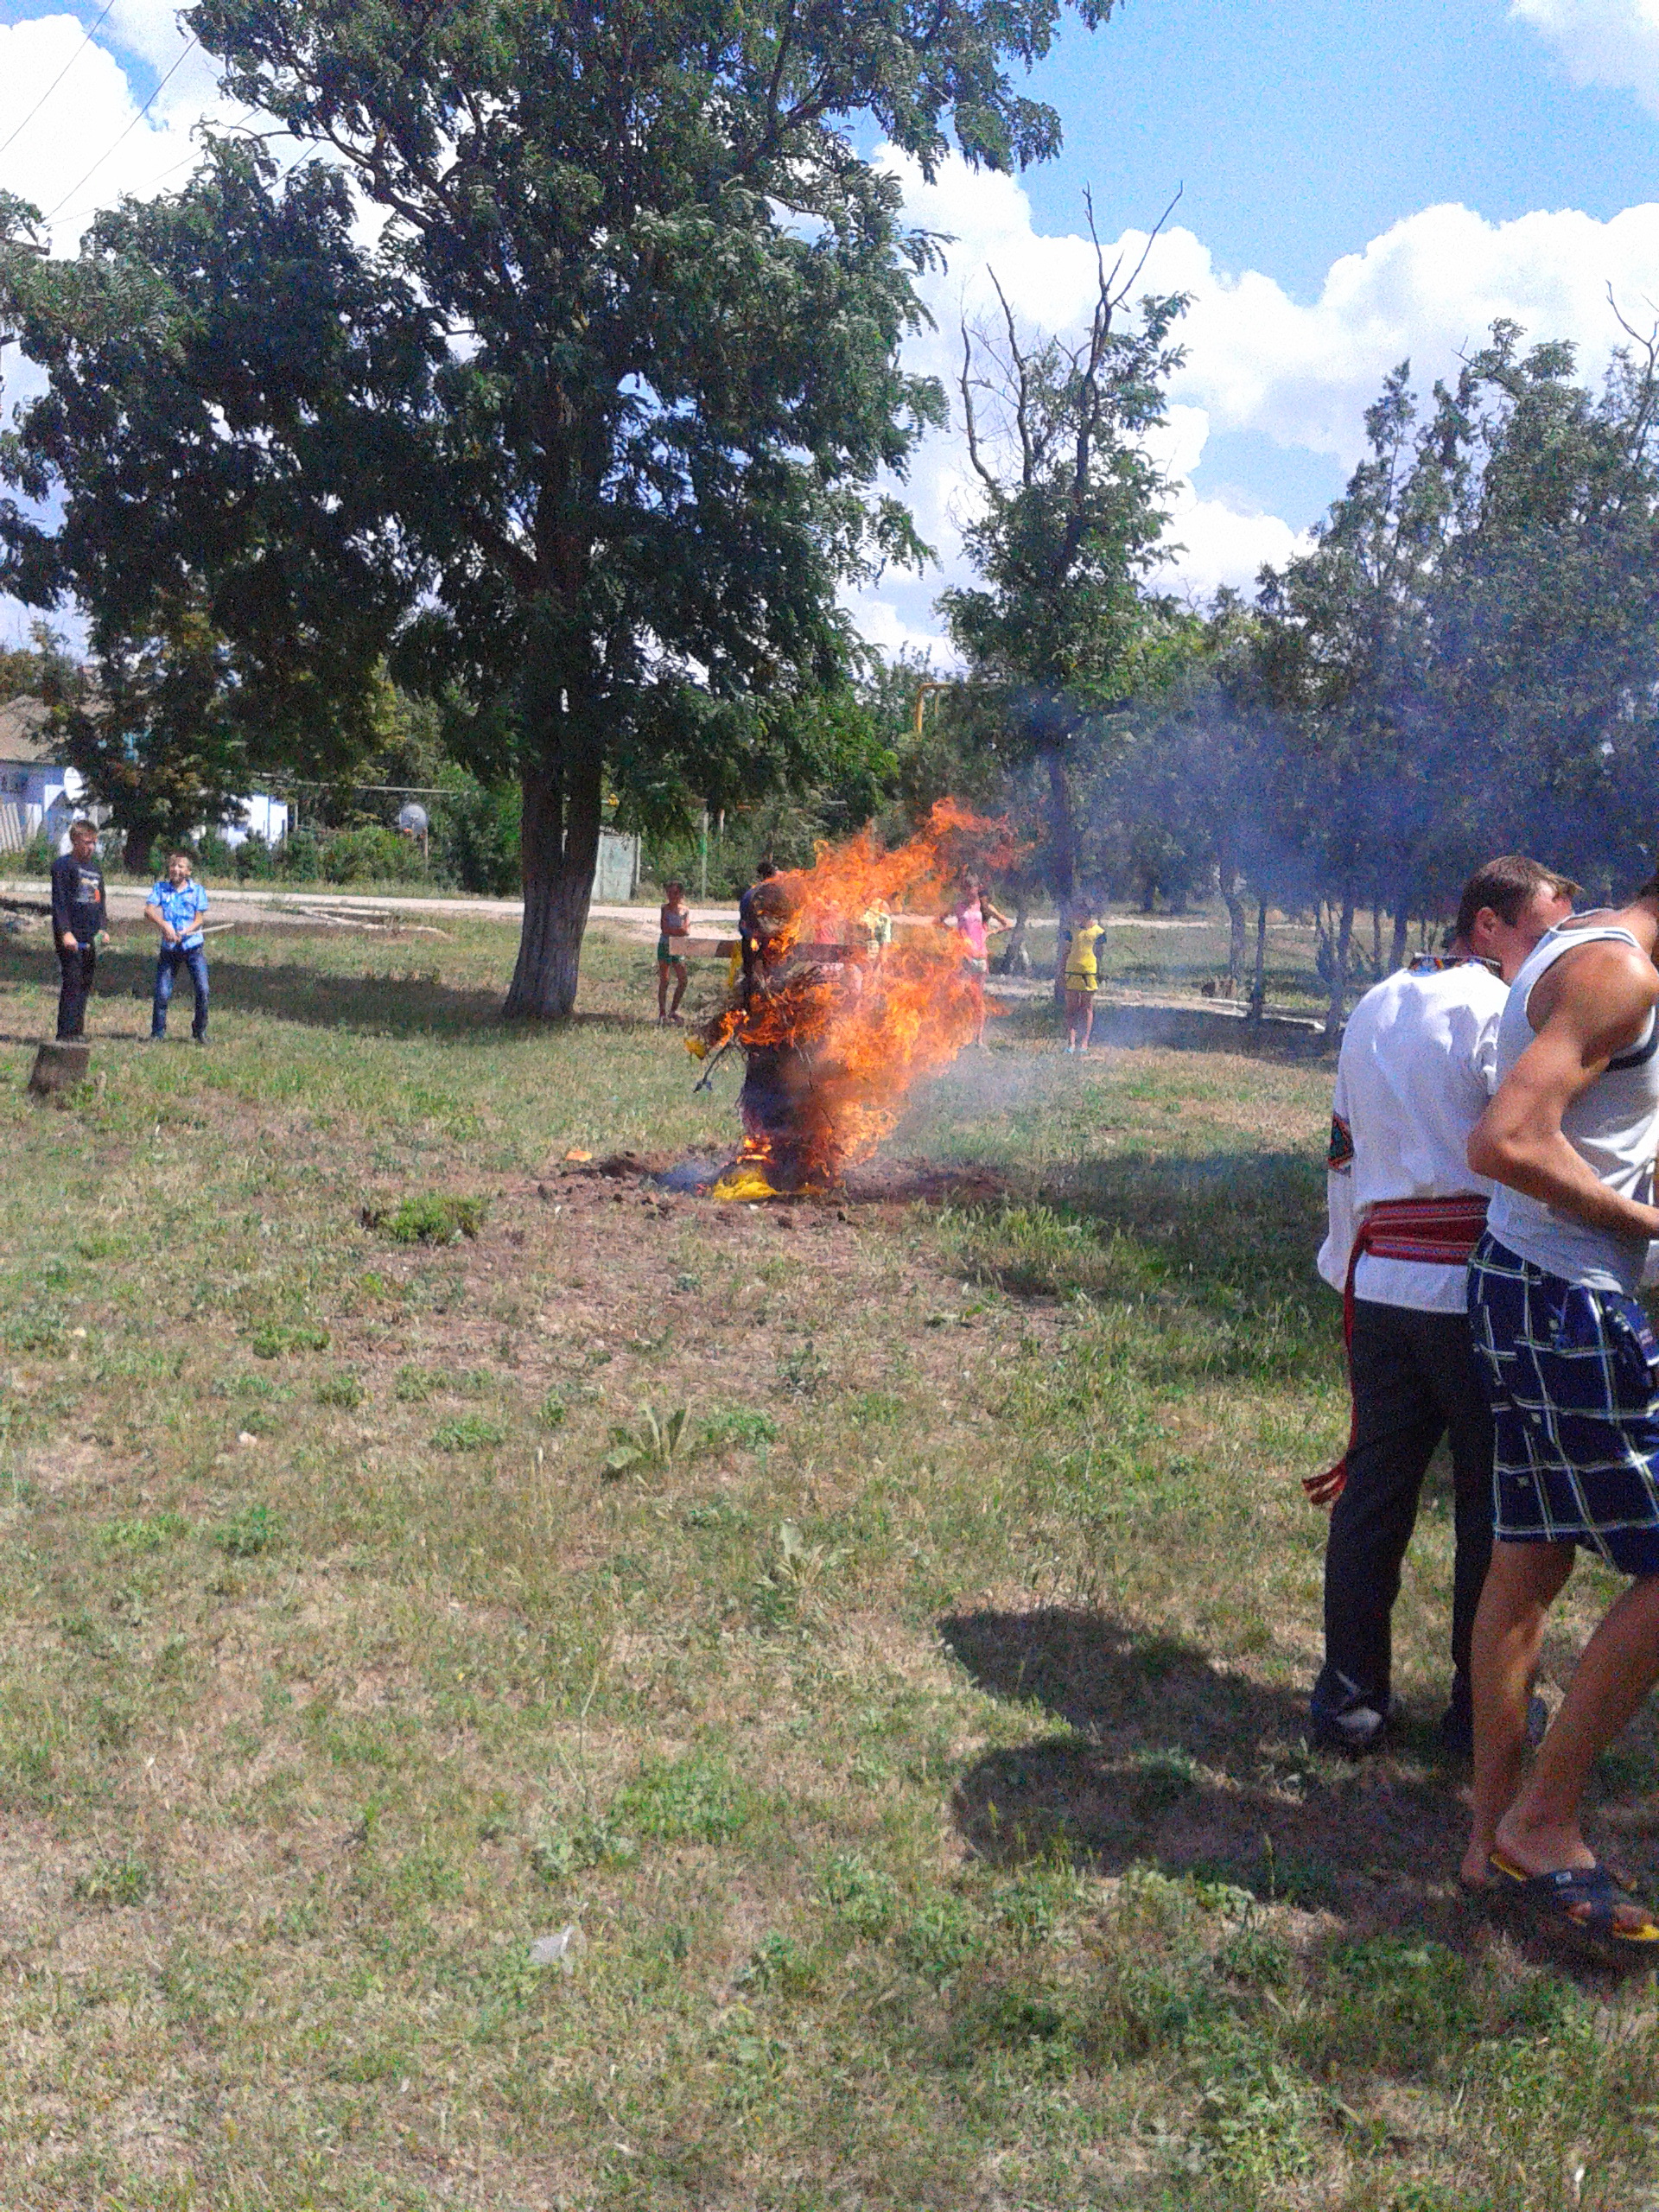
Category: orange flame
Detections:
[{"x1": 696, "y1": 800, "x2": 1014, "y2": 1196}]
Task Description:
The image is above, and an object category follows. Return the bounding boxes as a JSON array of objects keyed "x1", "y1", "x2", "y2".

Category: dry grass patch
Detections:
[{"x1": 0, "y1": 920, "x2": 1654, "y2": 2207}]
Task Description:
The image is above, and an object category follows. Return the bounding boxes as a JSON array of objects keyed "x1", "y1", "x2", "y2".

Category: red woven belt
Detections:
[{"x1": 1305, "y1": 1194, "x2": 1490, "y2": 1506}]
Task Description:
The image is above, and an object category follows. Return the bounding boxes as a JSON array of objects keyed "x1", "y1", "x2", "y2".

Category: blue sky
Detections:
[
  {"x1": 3, "y1": 0, "x2": 1659, "y2": 645},
  {"x1": 1027, "y1": 0, "x2": 1659, "y2": 298},
  {"x1": 1005, "y1": 0, "x2": 1659, "y2": 533}
]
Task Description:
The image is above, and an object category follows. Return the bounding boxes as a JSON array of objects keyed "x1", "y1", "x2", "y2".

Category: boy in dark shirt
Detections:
[{"x1": 49, "y1": 819, "x2": 107, "y2": 1040}]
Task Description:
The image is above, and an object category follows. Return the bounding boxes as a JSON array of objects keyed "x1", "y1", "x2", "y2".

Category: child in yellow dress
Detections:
[{"x1": 1063, "y1": 901, "x2": 1105, "y2": 1052}]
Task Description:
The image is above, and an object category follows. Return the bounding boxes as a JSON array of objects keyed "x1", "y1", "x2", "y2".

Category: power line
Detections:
[
  {"x1": 44, "y1": 33, "x2": 200, "y2": 224},
  {"x1": 54, "y1": 102, "x2": 262, "y2": 228},
  {"x1": 0, "y1": 0, "x2": 118, "y2": 167}
]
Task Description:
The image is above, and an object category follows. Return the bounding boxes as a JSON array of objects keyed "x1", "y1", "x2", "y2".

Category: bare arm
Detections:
[
  {"x1": 1468, "y1": 939, "x2": 1659, "y2": 1240},
  {"x1": 982, "y1": 901, "x2": 1013, "y2": 931}
]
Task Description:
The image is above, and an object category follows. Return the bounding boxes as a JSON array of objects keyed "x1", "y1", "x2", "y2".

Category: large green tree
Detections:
[
  {"x1": 0, "y1": 154, "x2": 437, "y2": 856},
  {"x1": 2, "y1": 0, "x2": 1120, "y2": 1014}
]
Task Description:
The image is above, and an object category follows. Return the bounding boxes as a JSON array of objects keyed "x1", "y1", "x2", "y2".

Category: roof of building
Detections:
[{"x1": 0, "y1": 695, "x2": 58, "y2": 766}]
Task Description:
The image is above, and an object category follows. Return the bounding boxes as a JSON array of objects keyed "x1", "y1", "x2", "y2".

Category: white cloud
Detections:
[
  {"x1": 5, "y1": 21, "x2": 1659, "y2": 656},
  {"x1": 1510, "y1": 0, "x2": 1659, "y2": 117},
  {"x1": 852, "y1": 151, "x2": 1659, "y2": 645},
  {"x1": 0, "y1": 15, "x2": 231, "y2": 245},
  {"x1": 105, "y1": 0, "x2": 194, "y2": 72}
]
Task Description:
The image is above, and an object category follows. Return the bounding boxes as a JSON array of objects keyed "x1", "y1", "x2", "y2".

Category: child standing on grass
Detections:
[
  {"x1": 657, "y1": 880, "x2": 690, "y2": 1023},
  {"x1": 50, "y1": 818, "x2": 107, "y2": 1040},
  {"x1": 940, "y1": 874, "x2": 1011, "y2": 1047},
  {"x1": 1063, "y1": 899, "x2": 1105, "y2": 1051},
  {"x1": 145, "y1": 849, "x2": 211, "y2": 1043}
]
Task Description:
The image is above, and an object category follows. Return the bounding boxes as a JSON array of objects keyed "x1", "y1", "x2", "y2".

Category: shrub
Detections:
[
  {"x1": 321, "y1": 824, "x2": 419, "y2": 883},
  {"x1": 819, "y1": 1852, "x2": 898, "y2": 1937},
  {"x1": 362, "y1": 1193, "x2": 485, "y2": 1245},
  {"x1": 615, "y1": 1751, "x2": 753, "y2": 1845},
  {"x1": 316, "y1": 1372, "x2": 364, "y2": 1410},
  {"x1": 249, "y1": 1322, "x2": 330, "y2": 1358},
  {"x1": 217, "y1": 1503, "x2": 283, "y2": 1557},
  {"x1": 278, "y1": 827, "x2": 323, "y2": 881},
  {"x1": 700, "y1": 1407, "x2": 778, "y2": 1452},
  {"x1": 73, "y1": 1855, "x2": 155, "y2": 1907},
  {"x1": 431, "y1": 1414, "x2": 507, "y2": 1452}
]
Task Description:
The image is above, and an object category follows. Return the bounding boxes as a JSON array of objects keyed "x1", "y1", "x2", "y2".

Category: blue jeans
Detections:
[{"x1": 152, "y1": 943, "x2": 208, "y2": 1039}]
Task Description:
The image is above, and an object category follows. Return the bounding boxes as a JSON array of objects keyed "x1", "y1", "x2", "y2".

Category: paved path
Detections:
[
  {"x1": 0, "y1": 878, "x2": 711, "y2": 934},
  {"x1": 0, "y1": 878, "x2": 1224, "y2": 939}
]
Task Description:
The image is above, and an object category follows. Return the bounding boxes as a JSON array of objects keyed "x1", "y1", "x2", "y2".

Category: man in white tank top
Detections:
[
  {"x1": 1312, "y1": 857, "x2": 1577, "y2": 1755},
  {"x1": 1462, "y1": 876, "x2": 1659, "y2": 1941}
]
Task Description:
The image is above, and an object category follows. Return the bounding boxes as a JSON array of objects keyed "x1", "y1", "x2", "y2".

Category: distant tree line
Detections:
[{"x1": 924, "y1": 304, "x2": 1659, "y2": 1032}]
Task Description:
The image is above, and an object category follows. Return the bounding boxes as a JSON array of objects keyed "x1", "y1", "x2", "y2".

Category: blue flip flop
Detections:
[{"x1": 1488, "y1": 1851, "x2": 1659, "y2": 1942}]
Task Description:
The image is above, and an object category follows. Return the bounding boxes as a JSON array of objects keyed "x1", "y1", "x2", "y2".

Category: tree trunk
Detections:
[
  {"x1": 1047, "y1": 753, "x2": 1077, "y2": 1006},
  {"x1": 504, "y1": 745, "x2": 604, "y2": 1020},
  {"x1": 1390, "y1": 898, "x2": 1409, "y2": 971},
  {"x1": 998, "y1": 889, "x2": 1032, "y2": 975},
  {"x1": 1249, "y1": 896, "x2": 1268, "y2": 1021},
  {"x1": 1217, "y1": 827, "x2": 1247, "y2": 995},
  {"x1": 1324, "y1": 889, "x2": 1355, "y2": 1045},
  {"x1": 1370, "y1": 903, "x2": 1382, "y2": 974}
]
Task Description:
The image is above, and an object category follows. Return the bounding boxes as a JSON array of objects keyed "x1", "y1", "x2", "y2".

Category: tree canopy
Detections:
[{"x1": 0, "y1": 0, "x2": 1120, "y2": 1013}]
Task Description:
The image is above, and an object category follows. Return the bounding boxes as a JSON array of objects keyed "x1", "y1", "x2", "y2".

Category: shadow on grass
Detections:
[
  {"x1": 0, "y1": 944, "x2": 654, "y2": 1043},
  {"x1": 941, "y1": 1607, "x2": 1655, "y2": 1980},
  {"x1": 991, "y1": 993, "x2": 1332, "y2": 1058}
]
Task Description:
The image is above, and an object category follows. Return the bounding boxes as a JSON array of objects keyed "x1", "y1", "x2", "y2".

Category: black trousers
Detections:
[
  {"x1": 1316, "y1": 1298, "x2": 1495, "y2": 1719},
  {"x1": 56, "y1": 943, "x2": 95, "y2": 1039}
]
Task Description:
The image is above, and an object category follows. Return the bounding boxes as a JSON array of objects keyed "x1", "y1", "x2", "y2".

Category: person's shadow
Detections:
[{"x1": 940, "y1": 1605, "x2": 1658, "y2": 1974}]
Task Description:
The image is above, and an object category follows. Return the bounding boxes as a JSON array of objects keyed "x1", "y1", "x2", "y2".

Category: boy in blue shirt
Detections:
[{"x1": 144, "y1": 851, "x2": 211, "y2": 1043}]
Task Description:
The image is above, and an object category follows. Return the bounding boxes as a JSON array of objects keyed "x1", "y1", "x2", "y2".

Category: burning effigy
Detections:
[{"x1": 687, "y1": 801, "x2": 1013, "y2": 1198}]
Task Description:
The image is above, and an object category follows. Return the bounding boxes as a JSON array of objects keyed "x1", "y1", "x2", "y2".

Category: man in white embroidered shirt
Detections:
[{"x1": 1312, "y1": 856, "x2": 1578, "y2": 1756}]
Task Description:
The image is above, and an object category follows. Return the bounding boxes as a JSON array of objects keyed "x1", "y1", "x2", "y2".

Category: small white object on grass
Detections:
[
  {"x1": 529, "y1": 1924, "x2": 586, "y2": 1972},
  {"x1": 237, "y1": 1431, "x2": 258, "y2": 1446}
]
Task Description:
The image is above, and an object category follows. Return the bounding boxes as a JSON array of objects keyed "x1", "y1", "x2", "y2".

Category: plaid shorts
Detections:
[{"x1": 1467, "y1": 1233, "x2": 1659, "y2": 1574}]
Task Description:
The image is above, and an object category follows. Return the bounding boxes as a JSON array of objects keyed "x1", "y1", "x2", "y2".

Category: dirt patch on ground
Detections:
[{"x1": 561, "y1": 1150, "x2": 1019, "y2": 1208}]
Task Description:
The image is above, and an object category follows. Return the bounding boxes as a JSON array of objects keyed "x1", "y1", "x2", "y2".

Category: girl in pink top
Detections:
[{"x1": 939, "y1": 874, "x2": 1011, "y2": 1046}]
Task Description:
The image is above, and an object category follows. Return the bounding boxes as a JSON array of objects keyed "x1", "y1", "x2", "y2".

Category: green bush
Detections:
[
  {"x1": 249, "y1": 1321, "x2": 330, "y2": 1358},
  {"x1": 362, "y1": 1193, "x2": 485, "y2": 1245},
  {"x1": 278, "y1": 827, "x2": 323, "y2": 881},
  {"x1": 217, "y1": 1503, "x2": 283, "y2": 1557},
  {"x1": 73, "y1": 1855, "x2": 155, "y2": 1907},
  {"x1": 434, "y1": 777, "x2": 521, "y2": 896},
  {"x1": 430, "y1": 1414, "x2": 507, "y2": 1452},
  {"x1": 322, "y1": 823, "x2": 422, "y2": 883},
  {"x1": 615, "y1": 1751, "x2": 753, "y2": 1845}
]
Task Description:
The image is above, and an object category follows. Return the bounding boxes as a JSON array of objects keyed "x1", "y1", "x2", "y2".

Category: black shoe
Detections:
[
  {"x1": 1438, "y1": 1692, "x2": 1548, "y2": 1761},
  {"x1": 1438, "y1": 1705, "x2": 1473, "y2": 1760},
  {"x1": 1311, "y1": 1696, "x2": 1393, "y2": 1755},
  {"x1": 192, "y1": 1033, "x2": 207, "y2": 1046}
]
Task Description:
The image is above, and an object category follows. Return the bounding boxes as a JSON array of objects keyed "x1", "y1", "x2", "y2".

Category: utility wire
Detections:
[
  {"x1": 54, "y1": 102, "x2": 261, "y2": 227},
  {"x1": 44, "y1": 33, "x2": 200, "y2": 223},
  {"x1": 0, "y1": 0, "x2": 118, "y2": 167}
]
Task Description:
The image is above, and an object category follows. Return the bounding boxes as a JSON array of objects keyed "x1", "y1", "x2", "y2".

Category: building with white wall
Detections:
[
  {"x1": 0, "y1": 695, "x2": 289, "y2": 855},
  {"x1": 0, "y1": 696, "x2": 89, "y2": 852}
]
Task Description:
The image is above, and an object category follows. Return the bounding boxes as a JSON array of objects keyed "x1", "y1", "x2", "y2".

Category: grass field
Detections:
[{"x1": 0, "y1": 911, "x2": 1656, "y2": 2210}]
